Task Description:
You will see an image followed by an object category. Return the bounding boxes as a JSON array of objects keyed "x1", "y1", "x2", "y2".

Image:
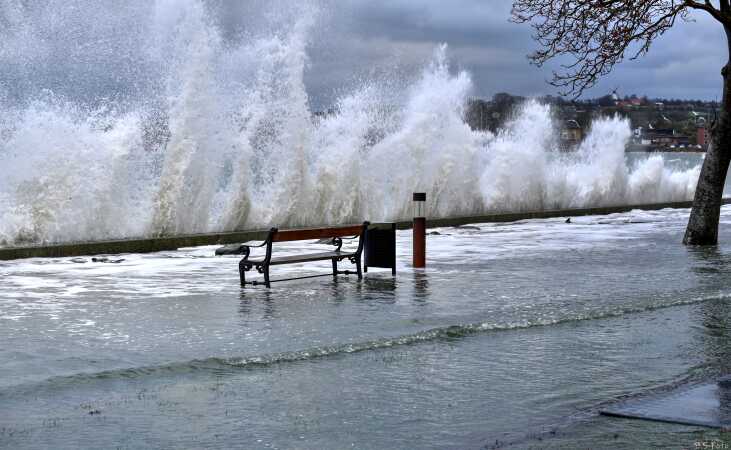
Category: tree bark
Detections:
[{"x1": 683, "y1": 29, "x2": 731, "y2": 246}]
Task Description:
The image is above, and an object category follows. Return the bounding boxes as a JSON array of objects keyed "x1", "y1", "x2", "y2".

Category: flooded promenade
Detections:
[{"x1": 2, "y1": 206, "x2": 731, "y2": 448}]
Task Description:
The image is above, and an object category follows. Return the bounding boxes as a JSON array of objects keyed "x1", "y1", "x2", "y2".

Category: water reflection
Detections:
[
  {"x1": 698, "y1": 300, "x2": 731, "y2": 376},
  {"x1": 686, "y1": 246, "x2": 731, "y2": 379},
  {"x1": 239, "y1": 288, "x2": 276, "y2": 320},
  {"x1": 237, "y1": 274, "x2": 402, "y2": 318},
  {"x1": 721, "y1": 380, "x2": 731, "y2": 425},
  {"x1": 687, "y1": 247, "x2": 731, "y2": 299},
  {"x1": 688, "y1": 246, "x2": 731, "y2": 275},
  {"x1": 412, "y1": 272, "x2": 430, "y2": 303},
  {"x1": 362, "y1": 276, "x2": 397, "y2": 292},
  {"x1": 325, "y1": 280, "x2": 349, "y2": 306}
]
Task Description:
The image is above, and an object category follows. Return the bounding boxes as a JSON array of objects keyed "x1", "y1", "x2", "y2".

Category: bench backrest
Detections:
[
  {"x1": 271, "y1": 224, "x2": 366, "y2": 243},
  {"x1": 256, "y1": 222, "x2": 369, "y2": 264}
]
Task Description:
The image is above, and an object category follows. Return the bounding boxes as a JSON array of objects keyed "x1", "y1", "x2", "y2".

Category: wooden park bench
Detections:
[{"x1": 233, "y1": 222, "x2": 370, "y2": 287}]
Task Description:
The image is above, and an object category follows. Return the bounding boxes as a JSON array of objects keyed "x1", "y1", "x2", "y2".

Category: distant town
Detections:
[{"x1": 465, "y1": 92, "x2": 717, "y2": 152}]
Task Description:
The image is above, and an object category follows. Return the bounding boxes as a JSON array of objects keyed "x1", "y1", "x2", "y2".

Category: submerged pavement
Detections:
[{"x1": 2, "y1": 206, "x2": 731, "y2": 448}]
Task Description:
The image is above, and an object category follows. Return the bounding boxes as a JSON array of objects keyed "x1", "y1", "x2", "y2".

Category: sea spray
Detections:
[
  {"x1": 150, "y1": 0, "x2": 225, "y2": 236},
  {"x1": 0, "y1": 0, "x2": 702, "y2": 246}
]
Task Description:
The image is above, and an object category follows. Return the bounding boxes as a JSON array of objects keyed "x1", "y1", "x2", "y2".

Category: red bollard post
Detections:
[{"x1": 413, "y1": 192, "x2": 426, "y2": 268}]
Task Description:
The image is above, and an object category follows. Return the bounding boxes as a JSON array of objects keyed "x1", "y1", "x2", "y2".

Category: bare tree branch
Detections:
[{"x1": 511, "y1": 0, "x2": 730, "y2": 97}]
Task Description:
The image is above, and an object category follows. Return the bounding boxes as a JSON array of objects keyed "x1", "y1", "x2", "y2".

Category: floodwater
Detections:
[{"x1": 2, "y1": 206, "x2": 731, "y2": 449}]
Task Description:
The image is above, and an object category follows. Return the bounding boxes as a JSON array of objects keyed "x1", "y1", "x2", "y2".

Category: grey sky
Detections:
[
  {"x1": 299, "y1": 0, "x2": 727, "y2": 106},
  {"x1": 2, "y1": 0, "x2": 725, "y2": 108}
]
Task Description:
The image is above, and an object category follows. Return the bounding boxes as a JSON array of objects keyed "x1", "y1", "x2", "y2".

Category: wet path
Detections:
[{"x1": 2, "y1": 207, "x2": 731, "y2": 448}]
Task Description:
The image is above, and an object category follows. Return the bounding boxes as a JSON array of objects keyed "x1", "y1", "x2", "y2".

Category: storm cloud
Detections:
[
  {"x1": 3, "y1": 0, "x2": 725, "y2": 108},
  {"x1": 293, "y1": 0, "x2": 727, "y2": 107}
]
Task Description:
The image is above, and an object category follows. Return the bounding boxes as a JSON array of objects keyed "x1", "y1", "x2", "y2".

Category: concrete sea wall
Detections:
[{"x1": 1, "y1": 199, "x2": 726, "y2": 261}]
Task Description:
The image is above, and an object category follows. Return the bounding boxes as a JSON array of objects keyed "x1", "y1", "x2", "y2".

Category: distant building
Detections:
[
  {"x1": 616, "y1": 97, "x2": 645, "y2": 109},
  {"x1": 640, "y1": 127, "x2": 690, "y2": 148},
  {"x1": 697, "y1": 124, "x2": 708, "y2": 147},
  {"x1": 560, "y1": 120, "x2": 582, "y2": 148}
]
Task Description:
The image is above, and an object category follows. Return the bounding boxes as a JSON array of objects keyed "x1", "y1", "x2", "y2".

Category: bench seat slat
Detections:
[
  {"x1": 272, "y1": 225, "x2": 363, "y2": 242},
  {"x1": 248, "y1": 251, "x2": 356, "y2": 266}
]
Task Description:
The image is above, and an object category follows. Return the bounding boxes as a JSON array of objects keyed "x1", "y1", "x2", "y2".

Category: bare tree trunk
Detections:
[{"x1": 684, "y1": 32, "x2": 731, "y2": 246}]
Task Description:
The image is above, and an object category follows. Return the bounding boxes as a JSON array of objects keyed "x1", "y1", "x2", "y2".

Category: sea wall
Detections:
[{"x1": 1, "y1": 200, "x2": 722, "y2": 261}]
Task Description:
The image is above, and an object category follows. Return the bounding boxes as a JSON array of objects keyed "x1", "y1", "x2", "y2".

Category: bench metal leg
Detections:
[
  {"x1": 239, "y1": 260, "x2": 246, "y2": 286},
  {"x1": 332, "y1": 258, "x2": 338, "y2": 278},
  {"x1": 263, "y1": 265, "x2": 271, "y2": 288},
  {"x1": 355, "y1": 257, "x2": 362, "y2": 280}
]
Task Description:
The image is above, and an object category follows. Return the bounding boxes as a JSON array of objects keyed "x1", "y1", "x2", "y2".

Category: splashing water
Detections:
[{"x1": 0, "y1": 0, "x2": 701, "y2": 246}]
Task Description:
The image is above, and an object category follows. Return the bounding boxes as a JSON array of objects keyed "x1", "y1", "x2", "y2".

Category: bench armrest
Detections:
[
  {"x1": 242, "y1": 240, "x2": 268, "y2": 248},
  {"x1": 242, "y1": 227, "x2": 278, "y2": 263}
]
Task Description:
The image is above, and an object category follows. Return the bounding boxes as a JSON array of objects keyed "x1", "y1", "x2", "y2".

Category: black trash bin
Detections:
[{"x1": 364, "y1": 223, "x2": 396, "y2": 275}]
